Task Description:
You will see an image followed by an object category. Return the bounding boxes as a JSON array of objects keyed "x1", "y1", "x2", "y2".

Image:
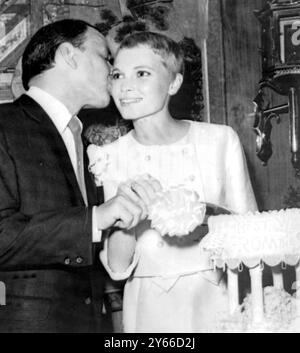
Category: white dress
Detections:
[{"x1": 87, "y1": 121, "x2": 257, "y2": 333}]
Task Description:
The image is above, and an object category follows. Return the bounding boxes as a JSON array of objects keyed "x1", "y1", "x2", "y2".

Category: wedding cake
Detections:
[{"x1": 201, "y1": 208, "x2": 300, "y2": 332}]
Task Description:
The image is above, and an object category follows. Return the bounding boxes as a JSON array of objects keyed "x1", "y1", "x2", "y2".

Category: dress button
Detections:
[
  {"x1": 189, "y1": 174, "x2": 195, "y2": 182},
  {"x1": 157, "y1": 241, "x2": 164, "y2": 248},
  {"x1": 76, "y1": 256, "x2": 83, "y2": 264},
  {"x1": 85, "y1": 297, "x2": 92, "y2": 305},
  {"x1": 145, "y1": 155, "x2": 151, "y2": 161},
  {"x1": 64, "y1": 257, "x2": 71, "y2": 265}
]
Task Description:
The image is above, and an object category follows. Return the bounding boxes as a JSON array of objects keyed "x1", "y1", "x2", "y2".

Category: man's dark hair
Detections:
[{"x1": 22, "y1": 19, "x2": 97, "y2": 90}]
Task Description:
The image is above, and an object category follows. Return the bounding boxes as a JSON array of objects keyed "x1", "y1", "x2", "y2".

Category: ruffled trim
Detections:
[{"x1": 211, "y1": 254, "x2": 300, "y2": 270}]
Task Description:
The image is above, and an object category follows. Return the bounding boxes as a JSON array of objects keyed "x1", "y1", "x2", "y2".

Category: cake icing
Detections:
[
  {"x1": 201, "y1": 208, "x2": 300, "y2": 332},
  {"x1": 213, "y1": 287, "x2": 298, "y2": 333},
  {"x1": 202, "y1": 208, "x2": 300, "y2": 269}
]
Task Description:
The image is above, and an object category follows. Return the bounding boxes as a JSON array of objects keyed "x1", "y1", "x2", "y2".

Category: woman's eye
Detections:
[
  {"x1": 110, "y1": 72, "x2": 121, "y2": 80},
  {"x1": 137, "y1": 71, "x2": 150, "y2": 78}
]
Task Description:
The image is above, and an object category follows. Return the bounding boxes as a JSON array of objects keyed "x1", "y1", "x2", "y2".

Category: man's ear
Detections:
[
  {"x1": 57, "y1": 42, "x2": 77, "y2": 69},
  {"x1": 168, "y1": 73, "x2": 183, "y2": 96}
]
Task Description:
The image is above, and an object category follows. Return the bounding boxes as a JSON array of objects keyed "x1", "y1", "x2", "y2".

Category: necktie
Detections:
[{"x1": 68, "y1": 116, "x2": 88, "y2": 205}]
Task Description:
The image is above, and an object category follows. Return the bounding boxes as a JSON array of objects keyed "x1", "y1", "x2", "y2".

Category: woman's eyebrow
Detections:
[
  {"x1": 133, "y1": 65, "x2": 154, "y2": 70},
  {"x1": 111, "y1": 65, "x2": 155, "y2": 71}
]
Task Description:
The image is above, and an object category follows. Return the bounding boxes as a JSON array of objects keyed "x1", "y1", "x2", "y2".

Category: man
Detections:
[{"x1": 0, "y1": 19, "x2": 154, "y2": 332}]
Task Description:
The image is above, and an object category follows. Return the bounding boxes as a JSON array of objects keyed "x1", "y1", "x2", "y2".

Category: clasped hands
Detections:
[{"x1": 95, "y1": 175, "x2": 162, "y2": 230}]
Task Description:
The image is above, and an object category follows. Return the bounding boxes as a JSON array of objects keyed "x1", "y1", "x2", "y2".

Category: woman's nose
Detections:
[{"x1": 120, "y1": 80, "x2": 134, "y2": 93}]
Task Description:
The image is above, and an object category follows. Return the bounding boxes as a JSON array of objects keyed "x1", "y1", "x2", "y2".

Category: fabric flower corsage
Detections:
[
  {"x1": 147, "y1": 186, "x2": 206, "y2": 237},
  {"x1": 87, "y1": 145, "x2": 110, "y2": 186}
]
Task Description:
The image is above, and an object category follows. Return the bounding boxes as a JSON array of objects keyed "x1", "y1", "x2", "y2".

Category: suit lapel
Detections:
[{"x1": 15, "y1": 94, "x2": 85, "y2": 205}]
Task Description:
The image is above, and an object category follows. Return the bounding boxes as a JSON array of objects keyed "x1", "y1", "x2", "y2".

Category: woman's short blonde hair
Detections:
[{"x1": 118, "y1": 31, "x2": 184, "y2": 76}]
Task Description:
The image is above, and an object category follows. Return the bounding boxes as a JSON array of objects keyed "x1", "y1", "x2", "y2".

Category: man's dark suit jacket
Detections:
[{"x1": 0, "y1": 94, "x2": 108, "y2": 332}]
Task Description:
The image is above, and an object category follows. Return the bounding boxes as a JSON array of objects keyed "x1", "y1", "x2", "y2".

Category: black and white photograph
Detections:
[{"x1": 0, "y1": 0, "x2": 300, "y2": 337}]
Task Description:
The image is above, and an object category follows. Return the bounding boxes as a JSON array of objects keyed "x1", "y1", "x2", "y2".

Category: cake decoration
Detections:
[
  {"x1": 201, "y1": 208, "x2": 300, "y2": 332},
  {"x1": 202, "y1": 208, "x2": 300, "y2": 269},
  {"x1": 214, "y1": 287, "x2": 297, "y2": 333}
]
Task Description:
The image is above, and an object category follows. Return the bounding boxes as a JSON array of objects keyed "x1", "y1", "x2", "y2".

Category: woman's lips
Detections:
[{"x1": 119, "y1": 98, "x2": 143, "y2": 106}]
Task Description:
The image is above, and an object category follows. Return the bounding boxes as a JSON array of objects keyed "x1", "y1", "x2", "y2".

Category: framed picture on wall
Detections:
[
  {"x1": 0, "y1": 0, "x2": 31, "y2": 102},
  {"x1": 279, "y1": 16, "x2": 300, "y2": 64}
]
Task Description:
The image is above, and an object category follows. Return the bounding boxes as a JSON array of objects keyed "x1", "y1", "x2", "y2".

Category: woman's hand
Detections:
[{"x1": 117, "y1": 175, "x2": 162, "y2": 220}]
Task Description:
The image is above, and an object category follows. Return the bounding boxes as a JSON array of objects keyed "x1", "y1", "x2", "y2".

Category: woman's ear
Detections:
[
  {"x1": 56, "y1": 42, "x2": 77, "y2": 69},
  {"x1": 168, "y1": 73, "x2": 183, "y2": 96}
]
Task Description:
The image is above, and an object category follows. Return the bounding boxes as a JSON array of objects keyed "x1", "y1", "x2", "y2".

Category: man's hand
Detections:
[{"x1": 95, "y1": 194, "x2": 144, "y2": 230}]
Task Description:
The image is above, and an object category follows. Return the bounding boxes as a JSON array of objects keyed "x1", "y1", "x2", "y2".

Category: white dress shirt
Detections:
[{"x1": 26, "y1": 86, "x2": 101, "y2": 242}]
